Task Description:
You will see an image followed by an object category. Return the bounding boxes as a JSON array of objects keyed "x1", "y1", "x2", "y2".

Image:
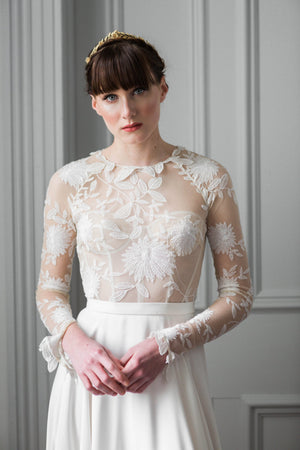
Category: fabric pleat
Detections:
[{"x1": 46, "y1": 303, "x2": 221, "y2": 450}]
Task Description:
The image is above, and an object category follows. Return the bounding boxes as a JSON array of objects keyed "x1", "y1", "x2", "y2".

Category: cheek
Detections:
[
  {"x1": 142, "y1": 98, "x2": 161, "y2": 120},
  {"x1": 101, "y1": 109, "x2": 119, "y2": 128}
]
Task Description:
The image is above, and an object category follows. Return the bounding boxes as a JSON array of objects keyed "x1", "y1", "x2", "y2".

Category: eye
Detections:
[
  {"x1": 133, "y1": 87, "x2": 146, "y2": 95},
  {"x1": 103, "y1": 93, "x2": 118, "y2": 102}
]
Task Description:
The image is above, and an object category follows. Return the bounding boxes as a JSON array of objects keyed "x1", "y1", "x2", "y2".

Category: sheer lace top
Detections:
[{"x1": 36, "y1": 147, "x2": 253, "y2": 366}]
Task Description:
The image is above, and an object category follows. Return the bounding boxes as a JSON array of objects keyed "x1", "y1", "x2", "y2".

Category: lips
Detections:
[{"x1": 122, "y1": 122, "x2": 142, "y2": 132}]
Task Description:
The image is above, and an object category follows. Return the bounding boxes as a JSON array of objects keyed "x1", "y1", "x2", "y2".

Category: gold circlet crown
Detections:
[{"x1": 85, "y1": 30, "x2": 149, "y2": 64}]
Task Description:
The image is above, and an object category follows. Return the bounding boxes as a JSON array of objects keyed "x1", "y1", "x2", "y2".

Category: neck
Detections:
[{"x1": 103, "y1": 133, "x2": 175, "y2": 166}]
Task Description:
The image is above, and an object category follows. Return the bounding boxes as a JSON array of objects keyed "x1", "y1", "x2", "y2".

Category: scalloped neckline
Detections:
[{"x1": 95, "y1": 146, "x2": 181, "y2": 169}]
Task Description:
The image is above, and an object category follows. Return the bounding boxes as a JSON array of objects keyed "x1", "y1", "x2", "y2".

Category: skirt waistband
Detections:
[{"x1": 86, "y1": 299, "x2": 195, "y2": 316}]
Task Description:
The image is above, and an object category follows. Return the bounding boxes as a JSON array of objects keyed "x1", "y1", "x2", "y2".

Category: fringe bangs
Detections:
[{"x1": 86, "y1": 41, "x2": 163, "y2": 95}]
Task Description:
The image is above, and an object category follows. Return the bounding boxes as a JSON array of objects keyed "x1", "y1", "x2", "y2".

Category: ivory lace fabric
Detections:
[{"x1": 36, "y1": 146, "x2": 253, "y2": 369}]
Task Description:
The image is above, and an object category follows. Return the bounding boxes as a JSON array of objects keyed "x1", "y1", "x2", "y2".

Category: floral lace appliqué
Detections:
[
  {"x1": 168, "y1": 215, "x2": 205, "y2": 256},
  {"x1": 122, "y1": 236, "x2": 175, "y2": 283},
  {"x1": 44, "y1": 225, "x2": 74, "y2": 265},
  {"x1": 208, "y1": 222, "x2": 245, "y2": 261},
  {"x1": 36, "y1": 146, "x2": 253, "y2": 371},
  {"x1": 59, "y1": 159, "x2": 91, "y2": 188}
]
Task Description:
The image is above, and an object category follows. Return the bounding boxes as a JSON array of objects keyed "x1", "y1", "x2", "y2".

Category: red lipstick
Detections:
[{"x1": 122, "y1": 122, "x2": 142, "y2": 132}]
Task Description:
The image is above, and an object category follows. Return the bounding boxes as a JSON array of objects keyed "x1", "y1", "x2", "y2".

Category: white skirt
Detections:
[{"x1": 46, "y1": 301, "x2": 222, "y2": 450}]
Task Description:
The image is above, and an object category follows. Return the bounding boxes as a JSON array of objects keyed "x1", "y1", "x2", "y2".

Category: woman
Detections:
[{"x1": 36, "y1": 30, "x2": 253, "y2": 449}]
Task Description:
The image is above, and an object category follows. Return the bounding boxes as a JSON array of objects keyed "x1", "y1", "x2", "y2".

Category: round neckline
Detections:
[{"x1": 96, "y1": 146, "x2": 180, "y2": 168}]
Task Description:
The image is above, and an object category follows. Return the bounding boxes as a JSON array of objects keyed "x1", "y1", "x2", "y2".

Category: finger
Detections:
[
  {"x1": 105, "y1": 349, "x2": 124, "y2": 370},
  {"x1": 120, "y1": 351, "x2": 133, "y2": 366},
  {"x1": 100, "y1": 351, "x2": 130, "y2": 387},
  {"x1": 81, "y1": 374, "x2": 105, "y2": 396},
  {"x1": 122, "y1": 364, "x2": 145, "y2": 380},
  {"x1": 86, "y1": 370, "x2": 118, "y2": 396},
  {"x1": 121, "y1": 356, "x2": 141, "y2": 378},
  {"x1": 135, "y1": 379, "x2": 153, "y2": 393},
  {"x1": 127, "y1": 378, "x2": 152, "y2": 394},
  {"x1": 126, "y1": 370, "x2": 148, "y2": 390},
  {"x1": 94, "y1": 365, "x2": 127, "y2": 395}
]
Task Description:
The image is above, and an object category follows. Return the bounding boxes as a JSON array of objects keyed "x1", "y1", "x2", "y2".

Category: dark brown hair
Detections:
[{"x1": 85, "y1": 37, "x2": 166, "y2": 96}]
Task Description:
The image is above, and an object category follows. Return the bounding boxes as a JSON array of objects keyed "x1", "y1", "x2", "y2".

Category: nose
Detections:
[{"x1": 121, "y1": 96, "x2": 136, "y2": 119}]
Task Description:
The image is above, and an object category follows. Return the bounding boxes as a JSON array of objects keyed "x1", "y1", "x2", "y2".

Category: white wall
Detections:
[
  {"x1": 0, "y1": 0, "x2": 75, "y2": 448},
  {"x1": 1, "y1": 0, "x2": 299, "y2": 448}
]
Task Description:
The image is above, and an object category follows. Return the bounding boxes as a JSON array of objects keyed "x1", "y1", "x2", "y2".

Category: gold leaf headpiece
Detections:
[{"x1": 85, "y1": 30, "x2": 149, "y2": 64}]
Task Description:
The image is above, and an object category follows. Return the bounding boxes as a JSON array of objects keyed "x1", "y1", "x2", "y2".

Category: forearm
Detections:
[{"x1": 151, "y1": 277, "x2": 253, "y2": 357}]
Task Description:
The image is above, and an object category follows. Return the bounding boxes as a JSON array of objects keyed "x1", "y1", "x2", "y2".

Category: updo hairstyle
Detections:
[{"x1": 85, "y1": 34, "x2": 166, "y2": 96}]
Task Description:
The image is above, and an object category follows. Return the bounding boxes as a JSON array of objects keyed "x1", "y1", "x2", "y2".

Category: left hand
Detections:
[{"x1": 120, "y1": 337, "x2": 167, "y2": 393}]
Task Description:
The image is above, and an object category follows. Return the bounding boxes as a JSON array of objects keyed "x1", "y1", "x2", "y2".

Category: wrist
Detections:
[
  {"x1": 147, "y1": 336, "x2": 170, "y2": 365},
  {"x1": 147, "y1": 336, "x2": 167, "y2": 361},
  {"x1": 149, "y1": 331, "x2": 177, "y2": 364},
  {"x1": 61, "y1": 322, "x2": 85, "y2": 352}
]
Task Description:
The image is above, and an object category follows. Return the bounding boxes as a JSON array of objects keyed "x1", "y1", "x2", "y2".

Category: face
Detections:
[{"x1": 91, "y1": 78, "x2": 168, "y2": 146}]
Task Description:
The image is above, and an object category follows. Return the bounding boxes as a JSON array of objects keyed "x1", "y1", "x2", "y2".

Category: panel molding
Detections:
[
  {"x1": 247, "y1": 0, "x2": 262, "y2": 297},
  {"x1": 191, "y1": 0, "x2": 211, "y2": 309},
  {"x1": 241, "y1": 394, "x2": 300, "y2": 450},
  {"x1": 0, "y1": 2, "x2": 14, "y2": 448},
  {"x1": 191, "y1": 0, "x2": 209, "y2": 159},
  {"x1": 244, "y1": 0, "x2": 300, "y2": 311},
  {"x1": 110, "y1": 0, "x2": 124, "y2": 30},
  {"x1": 253, "y1": 290, "x2": 300, "y2": 310},
  {"x1": 3, "y1": 0, "x2": 69, "y2": 448},
  {"x1": 104, "y1": 0, "x2": 124, "y2": 147}
]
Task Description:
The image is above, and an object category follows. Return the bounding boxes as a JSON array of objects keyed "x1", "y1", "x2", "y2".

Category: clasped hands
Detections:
[{"x1": 61, "y1": 323, "x2": 167, "y2": 396}]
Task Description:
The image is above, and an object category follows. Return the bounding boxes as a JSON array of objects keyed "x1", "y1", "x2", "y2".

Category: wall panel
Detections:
[
  {"x1": 242, "y1": 394, "x2": 300, "y2": 450},
  {"x1": 124, "y1": 0, "x2": 213, "y2": 308},
  {"x1": 0, "y1": 0, "x2": 74, "y2": 448},
  {"x1": 258, "y1": 0, "x2": 300, "y2": 306},
  {"x1": 124, "y1": 0, "x2": 195, "y2": 150},
  {"x1": 1, "y1": 0, "x2": 300, "y2": 448},
  {"x1": 0, "y1": 2, "x2": 15, "y2": 448}
]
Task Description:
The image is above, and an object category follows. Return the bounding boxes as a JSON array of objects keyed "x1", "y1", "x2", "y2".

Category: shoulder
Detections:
[
  {"x1": 45, "y1": 155, "x2": 96, "y2": 207},
  {"x1": 56, "y1": 154, "x2": 96, "y2": 189},
  {"x1": 174, "y1": 148, "x2": 231, "y2": 185},
  {"x1": 48, "y1": 152, "x2": 102, "y2": 193},
  {"x1": 173, "y1": 148, "x2": 235, "y2": 208}
]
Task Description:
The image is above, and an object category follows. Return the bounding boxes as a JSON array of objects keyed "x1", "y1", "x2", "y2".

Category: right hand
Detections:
[{"x1": 61, "y1": 323, "x2": 129, "y2": 396}]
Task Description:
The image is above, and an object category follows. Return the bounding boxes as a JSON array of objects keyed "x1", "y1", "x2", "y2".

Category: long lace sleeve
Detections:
[
  {"x1": 151, "y1": 166, "x2": 253, "y2": 361},
  {"x1": 36, "y1": 171, "x2": 77, "y2": 371}
]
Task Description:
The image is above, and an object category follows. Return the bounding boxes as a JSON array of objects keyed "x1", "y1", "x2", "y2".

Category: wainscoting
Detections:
[{"x1": 1, "y1": 0, "x2": 299, "y2": 448}]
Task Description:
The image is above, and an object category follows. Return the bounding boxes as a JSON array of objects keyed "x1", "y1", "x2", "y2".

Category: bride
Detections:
[{"x1": 36, "y1": 30, "x2": 253, "y2": 449}]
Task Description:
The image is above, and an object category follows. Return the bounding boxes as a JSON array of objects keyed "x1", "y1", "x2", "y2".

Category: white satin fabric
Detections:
[{"x1": 46, "y1": 301, "x2": 222, "y2": 450}]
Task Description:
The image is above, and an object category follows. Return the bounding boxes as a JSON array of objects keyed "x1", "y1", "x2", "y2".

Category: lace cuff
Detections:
[
  {"x1": 39, "y1": 320, "x2": 76, "y2": 372},
  {"x1": 150, "y1": 329, "x2": 176, "y2": 364}
]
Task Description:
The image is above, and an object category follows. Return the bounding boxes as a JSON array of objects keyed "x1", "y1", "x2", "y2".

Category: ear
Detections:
[
  {"x1": 160, "y1": 76, "x2": 168, "y2": 103},
  {"x1": 91, "y1": 95, "x2": 102, "y2": 116}
]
